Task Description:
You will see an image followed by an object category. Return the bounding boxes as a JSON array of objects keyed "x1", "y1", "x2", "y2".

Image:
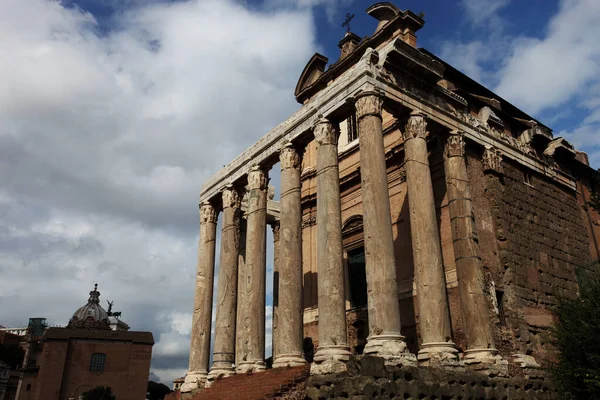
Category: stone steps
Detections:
[{"x1": 190, "y1": 365, "x2": 310, "y2": 400}]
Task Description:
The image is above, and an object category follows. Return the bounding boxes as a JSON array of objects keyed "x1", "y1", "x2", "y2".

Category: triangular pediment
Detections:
[{"x1": 294, "y1": 53, "x2": 328, "y2": 102}]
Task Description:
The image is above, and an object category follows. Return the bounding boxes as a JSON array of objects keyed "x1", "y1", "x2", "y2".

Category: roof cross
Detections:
[{"x1": 342, "y1": 13, "x2": 355, "y2": 33}]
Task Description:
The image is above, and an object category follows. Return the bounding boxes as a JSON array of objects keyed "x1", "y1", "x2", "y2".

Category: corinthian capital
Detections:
[
  {"x1": 403, "y1": 112, "x2": 428, "y2": 140},
  {"x1": 199, "y1": 202, "x2": 218, "y2": 224},
  {"x1": 482, "y1": 146, "x2": 504, "y2": 174},
  {"x1": 270, "y1": 221, "x2": 280, "y2": 242},
  {"x1": 248, "y1": 166, "x2": 267, "y2": 191},
  {"x1": 222, "y1": 185, "x2": 241, "y2": 209},
  {"x1": 313, "y1": 118, "x2": 338, "y2": 146},
  {"x1": 279, "y1": 143, "x2": 301, "y2": 170},
  {"x1": 355, "y1": 91, "x2": 383, "y2": 120},
  {"x1": 445, "y1": 130, "x2": 465, "y2": 158}
]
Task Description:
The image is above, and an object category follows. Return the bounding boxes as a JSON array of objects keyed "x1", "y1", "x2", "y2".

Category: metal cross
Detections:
[{"x1": 342, "y1": 13, "x2": 355, "y2": 33}]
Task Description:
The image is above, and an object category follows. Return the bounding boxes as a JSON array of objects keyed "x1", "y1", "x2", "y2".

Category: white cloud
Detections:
[
  {"x1": 439, "y1": 40, "x2": 491, "y2": 83},
  {"x1": 495, "y1": 0, "x2": 600, "y2": 114},
  {"x1": 0, "y1": 0, "x2": 318, "y2": 385},
  {"x1": 461, "y1": 0, "x2": 511, "y2": 26}
]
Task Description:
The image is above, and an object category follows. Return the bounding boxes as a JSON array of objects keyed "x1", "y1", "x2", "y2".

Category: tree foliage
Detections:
[
  {"x1": 551, "y1": 270, "x2": 600, "y2": 399},
  {"x1": 81, "y1": 386, "x2": 116, "y2": 400},
  {"x1": 147, "y1": 381, "x2": 172, "y2": 400},
  {"x1": 589, "y1": 169, "x2": 600, "y2": 212},
  {"x1": 0, "y1": 343, "x2": 25, "y2": 369}
]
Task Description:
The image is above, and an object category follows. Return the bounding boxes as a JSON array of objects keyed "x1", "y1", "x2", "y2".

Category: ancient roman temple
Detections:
[{"x1": 180, "y1": 2, "x2": 600, "y2": 396}]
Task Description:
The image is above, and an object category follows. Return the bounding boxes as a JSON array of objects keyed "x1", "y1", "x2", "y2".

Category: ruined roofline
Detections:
[
  {"x1": 199, "y1": 35, "x2": 585, "y2": 204},
  {"x1": 419, "y1": 48, "x2": 552, "y2": 133}
]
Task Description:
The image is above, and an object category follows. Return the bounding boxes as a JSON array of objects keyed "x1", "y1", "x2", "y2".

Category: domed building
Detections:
[
  {"x1": 67, "y1": 284, "x2": 110, "y2": 330},
  {"x1": 15, "y1": 284, "x2": 154, "y2": 400}
]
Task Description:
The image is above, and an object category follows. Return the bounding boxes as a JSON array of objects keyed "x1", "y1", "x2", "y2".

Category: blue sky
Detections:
[{"x1": 0, "y1": 0, "x2": 599, "y2": 386}]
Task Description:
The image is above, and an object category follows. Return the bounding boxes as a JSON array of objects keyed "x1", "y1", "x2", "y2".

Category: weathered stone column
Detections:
[
  {"x1": 403, "y1": 111, "x2": 458, "y2": 363},
  {"x1": 273, "y1": 143, "x2": 307, "y2": 368},
  {"x1": 311, "y1": 118, "x2": 352, "y2": 374},
  {"x1": 208, "y1": 186, "x2": 241, "y2": 380},
  {"x1": 271, "y1": 221, "x2": 280, "y2": 362},
  {"x1": 444, "y1": 131, "x2": 500, "y2": 365},
  {"x1": 182, "y1": 202, "x2": 218, "y2": 392},
  {"x1": 355, "y1": 91, "x2": 415, "y2": 364},
  {"x1": 236, "y1": 166, "x2": 268, "y2": 373}
]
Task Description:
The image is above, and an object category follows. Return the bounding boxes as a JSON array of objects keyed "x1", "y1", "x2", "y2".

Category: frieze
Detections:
[
  {"x1": 483, "y1": 146, "x2": 504, "y2": 175},
  {"x1": 378, "y1": 63, "x2": 536, "y2": 159},
  {"x1": 248, "y1": 166, "x2": 267, "y2": 191},
  {"x1": 200, "y1": 202, "x2": 218, "y2": 224}
]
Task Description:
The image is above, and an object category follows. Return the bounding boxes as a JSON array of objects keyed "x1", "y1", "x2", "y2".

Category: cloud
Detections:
[
  {"x1": 461, "y1": 0, "x2": 511, "y2": 26},
  {"x1": 0, "y1": 0, "x2": 317, "y2": 385},
  {"x1": 265, "y1": 0, "x2": 354, "y2": 23},
  {"x1": 495, "y1": 0, "x2": 600, "y2": 114}
]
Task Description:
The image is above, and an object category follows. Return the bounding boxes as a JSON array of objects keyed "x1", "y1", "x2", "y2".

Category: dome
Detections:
[{"x1": 68, "y1": 284, "x2": 111, "y2": 330}]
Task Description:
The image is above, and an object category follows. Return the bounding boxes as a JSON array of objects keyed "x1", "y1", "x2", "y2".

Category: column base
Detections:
[
  {"x1": 180, "y1": 370, "x2": 208, "y2": 393},
  {"x1": 207, "y1": 365, "x2": 235, "y2": 382},
  {"x1": 463, "y1": 348, "x2": 507, "y2": 377},
  {"x1": 273, "y1": 352, "x2": 307, "y2": 368},
  {"x1": 364, "y1": 334, "x2": 417, "y2": 366},
  {"x1": 311, "y1": 345, "x2": 352, "y2": 374},
  {"x1": 236, "y1": 360, "x2": 266, "y2": 374},
  {"x1": 418, "y1": 342, "x2": 460, "y2": 366}
]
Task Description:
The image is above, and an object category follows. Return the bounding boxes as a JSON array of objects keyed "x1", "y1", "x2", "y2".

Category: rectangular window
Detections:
[
  {"x1": 496, "y1": 290, "x2": 506, "y2": 326},
  {"x1": 523, "y1": 170, "x2": 534, "y2": 187},
  {"x1": 89, "y1": 353, "x2": 106, "y2": 372},
  {"x1": 347, "y1": 113, "x2": 358, "y2": 143},
  {"x1": 347, "y1": 247, "x2": 367, "y2": 308}
]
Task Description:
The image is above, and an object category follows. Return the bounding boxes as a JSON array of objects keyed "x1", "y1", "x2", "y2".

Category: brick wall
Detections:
[{"x1": 469, "y1": 151, "x2": 592, "y2": 361}]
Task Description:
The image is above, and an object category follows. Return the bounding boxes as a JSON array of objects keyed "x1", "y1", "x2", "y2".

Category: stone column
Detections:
[
  {"x1": 355, "y1": 92, "x2": 415, "y2": 364},
  {"x1": 182, "y1": 202, "x2": 218, "y2": 392},
  {"x1": 271, "y1": 221, "x2": 280, "y2": 362},
  {"x1": 403, "y1": 111, "x2": 458, "y2": 363},
  {"x1": 273, "y1": 143, "x2": 307, "y2": 368},
  {"x1": 444, "y1": 131, "x2": 500, "y2": 365},
  {"x1": 311, "y1": 118, "x2": 352, "y2": 374},
  {"x1": 208, "y1": 186, "x2": 241, "y2": 380},
  {"x1": 236, "y1": 166, "x2": 268, "y2": 373},
  {"x1": 235, "y1": 217, "x2": 247, "y2": 366}
]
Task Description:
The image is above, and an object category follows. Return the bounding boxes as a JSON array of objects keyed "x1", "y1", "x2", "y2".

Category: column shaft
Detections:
[
  {"x1": 444, "y1": 132, "x2": 499, "y2": 363},
  {"x1": 182, "y1": 202, "x2": 218, "y2": 392},
  {"x1": 404, "y1": 112, "x2": 458, "y2": 363},
  {"x1": 273, "y1": 143, "x2": 307, "y2": 368},
  {"x1": 271, "y1": 222, "x2": 280, "y2": 361},
  {"x1": 355, "y1": 92, "x2": 414, "y2": 363},
  {"x1": 311, "y1": 118, "x2": 351, "y2": 374},
  {"x1": 209, "y1": 187, "x2": 241, "y2": 379},
  {"x1": 236, "y1": 166, "x2": 268, "y2": 373}
]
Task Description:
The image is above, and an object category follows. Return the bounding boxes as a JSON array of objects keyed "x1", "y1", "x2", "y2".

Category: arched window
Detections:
[{"x1": 89, "y1": 353, "x2": 106, "y2": 372}]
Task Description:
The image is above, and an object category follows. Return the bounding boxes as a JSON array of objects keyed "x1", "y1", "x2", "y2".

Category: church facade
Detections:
[
  {"x1": 14, "y1": 286, "x2": 154, "y2": 400},
  {"x1": 182, "y1": 1, "x2": 600, "y2": 394}
]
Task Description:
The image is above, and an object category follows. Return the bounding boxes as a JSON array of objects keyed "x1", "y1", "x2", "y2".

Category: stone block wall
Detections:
[
  {"x1": 469, "y1": 150, "x2": 593, "y2": 361},
  {"x1": 305, "y1": 356, "x2": 559, "y2": 400}
]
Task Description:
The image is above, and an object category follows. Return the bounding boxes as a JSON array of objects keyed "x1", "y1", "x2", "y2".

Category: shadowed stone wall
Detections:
[{"x1": 305, "y1": 356, "x2": 558, "y2": 400}]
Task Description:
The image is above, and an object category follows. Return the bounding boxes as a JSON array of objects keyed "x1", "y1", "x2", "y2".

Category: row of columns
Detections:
[{"x1": 183, "y1": 91, "x2": 500, "y2": 391}]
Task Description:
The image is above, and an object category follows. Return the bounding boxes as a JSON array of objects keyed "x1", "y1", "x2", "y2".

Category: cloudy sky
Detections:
[{"x1": 1, "y1": 0, "x2": 599, "y2": 386}]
